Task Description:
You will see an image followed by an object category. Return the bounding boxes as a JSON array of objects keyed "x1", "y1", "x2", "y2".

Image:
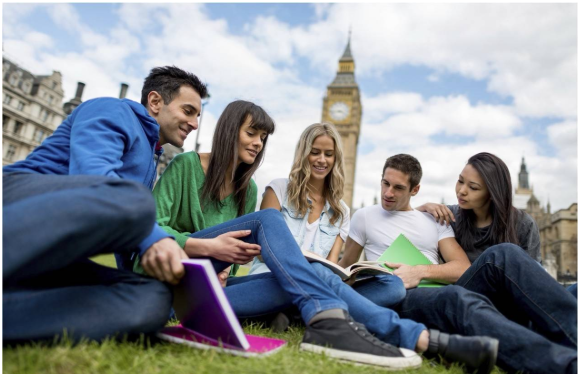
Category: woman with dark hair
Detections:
[
  {"x1": 418, "y1": 152, "x2": 577, "y2": 355},
  {"x1": 420, "y1": 152, "x2": 540, "y2": 263},
  {"x1": 133, "y1": 100, "x2": 275, "y2": 277}
]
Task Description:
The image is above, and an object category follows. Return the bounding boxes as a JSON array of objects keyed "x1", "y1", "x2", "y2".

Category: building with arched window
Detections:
[
  {"x1": 2, "y1": 57, "x2": 66, "y2": 166},
  {"x1": 513, "y1": 157, "x2": 577, "y2": 284}
]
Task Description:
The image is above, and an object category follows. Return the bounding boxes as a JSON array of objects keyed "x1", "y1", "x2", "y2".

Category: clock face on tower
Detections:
[{"x1": 329, "y1": 101, "x2": 349, "y2": 121}]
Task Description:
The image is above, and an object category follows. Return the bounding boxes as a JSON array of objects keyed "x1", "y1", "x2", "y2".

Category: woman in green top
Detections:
[{"x1": 134, "y1": 100, "x2": 275, "y2": 277}]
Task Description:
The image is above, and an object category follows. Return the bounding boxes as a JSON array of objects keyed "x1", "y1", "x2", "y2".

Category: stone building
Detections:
[
  {"x1": 536, "y1": 203, "x2": 578, "y2": 284},
  {"x1": 512, "y1": 157, "x2": 578, "y2": 284},
  {"x1": 321, "y1": 34, "x2": 362, "y2": 209},
  {"x1": 2, "y1": 57, "x2": 66, "y2": 165}
]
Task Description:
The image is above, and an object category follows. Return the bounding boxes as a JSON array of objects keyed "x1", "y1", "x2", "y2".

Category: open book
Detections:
[
  {"x1": 157, "y1": 259, "x2": 287, "y2": 357},
  {"x1": 377, "y1": 234, "x2": 448, "y2": 288},
  {"x1": 302, "y1": 250, "x2": 393, "y2": 283}
]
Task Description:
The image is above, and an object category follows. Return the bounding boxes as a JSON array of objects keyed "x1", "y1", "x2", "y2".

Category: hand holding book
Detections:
[
  {"x1": 384, "y1": 262, "x2": 427, "y2": 289},
  {"x1": 378, "y1": 234, "x2": 448, "y2": 288}
]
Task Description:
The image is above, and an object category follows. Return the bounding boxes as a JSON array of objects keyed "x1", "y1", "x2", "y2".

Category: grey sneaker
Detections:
[{"x1": 300, "y1": 314, "x2": 422, "y2": 369}]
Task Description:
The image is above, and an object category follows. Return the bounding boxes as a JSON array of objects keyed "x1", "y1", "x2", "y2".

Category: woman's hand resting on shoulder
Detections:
[{"x1": 416, "y1": 203, "x2": 455, "y2": 226}]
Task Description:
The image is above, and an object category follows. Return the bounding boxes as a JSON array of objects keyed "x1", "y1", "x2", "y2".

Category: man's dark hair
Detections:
[
  {"x1": 383, "y1": 154, "x2": 422, "y2": 190},
  {"x1": 141, "y1": 66, "x2": 208, "y2": 106}
]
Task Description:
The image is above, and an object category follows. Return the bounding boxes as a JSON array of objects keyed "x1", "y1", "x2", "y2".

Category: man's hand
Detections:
[
  {"x1": 217, "y1": 266, "x2": 231, "y2": 288},
  {"x1": 142, "y1": 238, "x2": 188, "y2": 285},
  {"x1": 205, "y1": 230, "x2": 261, "y2": 264},
  {"x1": 385, "y1": 262, "x2": 424, "y2": 289}
]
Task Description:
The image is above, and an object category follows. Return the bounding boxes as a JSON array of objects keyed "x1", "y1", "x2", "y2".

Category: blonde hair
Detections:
[{"x1": 287, "y1": 122, "x2": 346, "y2": 225}]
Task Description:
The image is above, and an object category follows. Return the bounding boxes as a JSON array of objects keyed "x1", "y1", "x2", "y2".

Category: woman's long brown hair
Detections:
[
  {"x1": 201, "y1": 100, "x2": 275, "y2": 216},
  {"x1": 455, "y1": 152, "x2": 520, "y2": 254}
]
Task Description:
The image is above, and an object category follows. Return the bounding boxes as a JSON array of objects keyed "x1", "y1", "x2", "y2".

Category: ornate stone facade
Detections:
[
  {"x1": 513, "y1": 157, "x2": 577, "y2": 283},
  {"x1": 2, "y1": 57, "x2": 66, "y2": 166},
  {"x1": 536, "y1": 203, "x2": 578, "y2": 283}
]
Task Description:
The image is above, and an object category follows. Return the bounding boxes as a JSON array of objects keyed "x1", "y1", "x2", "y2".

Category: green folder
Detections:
[{"x1": 377, "y1": 234, "x2": 447, "y2": 288}]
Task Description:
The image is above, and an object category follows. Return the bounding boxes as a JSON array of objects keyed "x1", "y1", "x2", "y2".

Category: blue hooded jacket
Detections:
[{"x1": 4, "y1": 97, "x2": 172, "y2": 268}]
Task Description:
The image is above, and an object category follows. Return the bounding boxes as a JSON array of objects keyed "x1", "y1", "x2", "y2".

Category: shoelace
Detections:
[{"x1": 347, "y1": 318, "x2": 398, "y2": 350}]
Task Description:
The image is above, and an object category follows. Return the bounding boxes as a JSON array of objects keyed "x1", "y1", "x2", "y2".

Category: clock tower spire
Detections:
[{"x1": 321, "y1": 33, "x2": 362, "y2": 210}]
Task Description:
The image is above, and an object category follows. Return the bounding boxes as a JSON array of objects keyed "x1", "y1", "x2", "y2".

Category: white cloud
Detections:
[
  {"x1": 361, "y1": 94, "x2": 522, "y2": 147},
  {"x1": 246, "y1": 16, "x2": 295, "y2": 65},
  {"x1": 281, "y1": 3, "x2": 577, "y2": 119},
  {"x1": 46, "y1": 4, "x2": 83, "y2": 34},
  {"x1": 2, "y1": 4, "x2": 39, "y2": 38},
  {"x1": 23, "y1": 31, "x2": 54, "y2": 50},
  {"x1": 363, "y1": 92, "x2": 424, "y2": 122},
  {"x1": 547, "y1": 120, "x2": 578, "y2": 159}
]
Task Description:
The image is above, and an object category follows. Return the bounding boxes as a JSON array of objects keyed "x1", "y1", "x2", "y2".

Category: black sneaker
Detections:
[
  {"x1": 300, "y1": 314, "x2": 422, "y2": 369},
  {"x1": 428, "y1": 329, "x2": 499, "y2": 373},
  {"x1": 269, "y1": 312, "x2": 290, "y2": 333}
]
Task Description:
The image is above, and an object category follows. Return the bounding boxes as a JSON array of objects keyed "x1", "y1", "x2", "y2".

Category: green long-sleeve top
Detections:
[{"x1": 133, "y1": 151, "x2": 257, "y2": 274}]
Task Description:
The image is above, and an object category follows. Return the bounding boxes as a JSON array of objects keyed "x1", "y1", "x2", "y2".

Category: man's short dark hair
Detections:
[
  {"x1": 383, "y1": 154, "x2": 422, "y2": 190},
  {"x1": 141, "y1": 66, "x2": 208, "y2": 107}
]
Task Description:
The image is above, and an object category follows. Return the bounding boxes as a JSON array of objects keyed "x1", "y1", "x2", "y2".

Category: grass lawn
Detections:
[{"x1": 3, "y1": 255, "x2": 503, "y2": 373}]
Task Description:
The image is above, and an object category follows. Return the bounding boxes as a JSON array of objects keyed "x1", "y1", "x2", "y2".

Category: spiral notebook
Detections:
[{"x1": 157, "y1": 259, "x2": 287, "y2": 357}]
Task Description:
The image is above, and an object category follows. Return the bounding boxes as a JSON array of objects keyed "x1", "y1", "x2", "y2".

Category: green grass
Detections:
[
  {"x1": 3, "y1": 255, "x2": 502, "y2": 373},
  {"x1": 3, "y1": 324, "x2": 480, "y2": 374}
]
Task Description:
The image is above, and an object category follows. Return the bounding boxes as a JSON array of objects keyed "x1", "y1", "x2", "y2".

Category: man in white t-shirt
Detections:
[
  {"x1": 339, "y1": 154, "x2": 577, "y2": 373},
  {"x1": 340, "y1": 154, "x2": 470, "y2": 288}
]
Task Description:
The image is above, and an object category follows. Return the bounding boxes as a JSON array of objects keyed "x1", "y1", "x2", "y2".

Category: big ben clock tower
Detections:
[{"x1": 321, "y1": 34, "x2": 362, "y2": 210}]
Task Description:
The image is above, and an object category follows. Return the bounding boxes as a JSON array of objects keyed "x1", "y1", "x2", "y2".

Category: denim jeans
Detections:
[
  {"x1": 568, "y1": 283, "x2": 578, "y2": 299},
  {"x1": 3, "y1": 173, "x2": 172, "y2": 342},
  {"x1": 455, "y1": 243, "x2": 577, "y2": 350},
  {"x1": 221, "y1": 261, "x2": 425, "y2": 350},
  {"x1": 357, "y1": 242, "x2": 578, "y2": 373},
  {"x1": 187, "y1": 208, "x2": 347, "y2": 323}
]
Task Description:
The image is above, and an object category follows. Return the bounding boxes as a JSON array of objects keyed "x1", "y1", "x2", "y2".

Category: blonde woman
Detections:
[{"x1": 249, "y1": 122, "x2": 348, "y2": 275}]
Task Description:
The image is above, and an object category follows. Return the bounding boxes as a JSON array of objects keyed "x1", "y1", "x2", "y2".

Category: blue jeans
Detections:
[
  {"x1": 456, "y1": 244, "x2": 577, "y2": 350},
  {"x1": 3, "y1": 173, "x2": 172, "y2": 342},
  {"x1": 222, "y1": 262, "x2": 425, "y2": 350},
  {"x1": 568, "y1": 283, "x2": 578, "y2": 299},
  {"x1": 187, "y1": 209, "x2": 347, "y2": 323},
  {"x1": 358, "y1": 243, "x2": 578, "y2": 373}
]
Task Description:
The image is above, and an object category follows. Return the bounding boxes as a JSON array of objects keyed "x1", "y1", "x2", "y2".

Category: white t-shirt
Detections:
[
  {"x1": 349, "y1": 204, "x2": 455, "y2": 264},
  {"x1": 302, "y1": 218, "x2": 320, "y2": 251},
  {"x1": 267, "y1": 178, "x2": 350, "y2": 243}
]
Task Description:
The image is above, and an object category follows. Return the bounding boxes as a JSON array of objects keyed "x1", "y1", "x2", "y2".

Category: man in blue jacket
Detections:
[{"x1": 3, "y1": 66, "x2": 206, "y2": 342}]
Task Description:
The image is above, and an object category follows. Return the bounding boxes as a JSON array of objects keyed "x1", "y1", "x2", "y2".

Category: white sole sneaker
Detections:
[{"x1": 300, "y1": 342, "x2": 422, "y2": 370}]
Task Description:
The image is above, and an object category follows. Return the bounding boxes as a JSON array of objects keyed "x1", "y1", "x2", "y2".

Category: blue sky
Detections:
[{"x1": 3, "y1": 3, "x2": 577, "y2": 210}]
